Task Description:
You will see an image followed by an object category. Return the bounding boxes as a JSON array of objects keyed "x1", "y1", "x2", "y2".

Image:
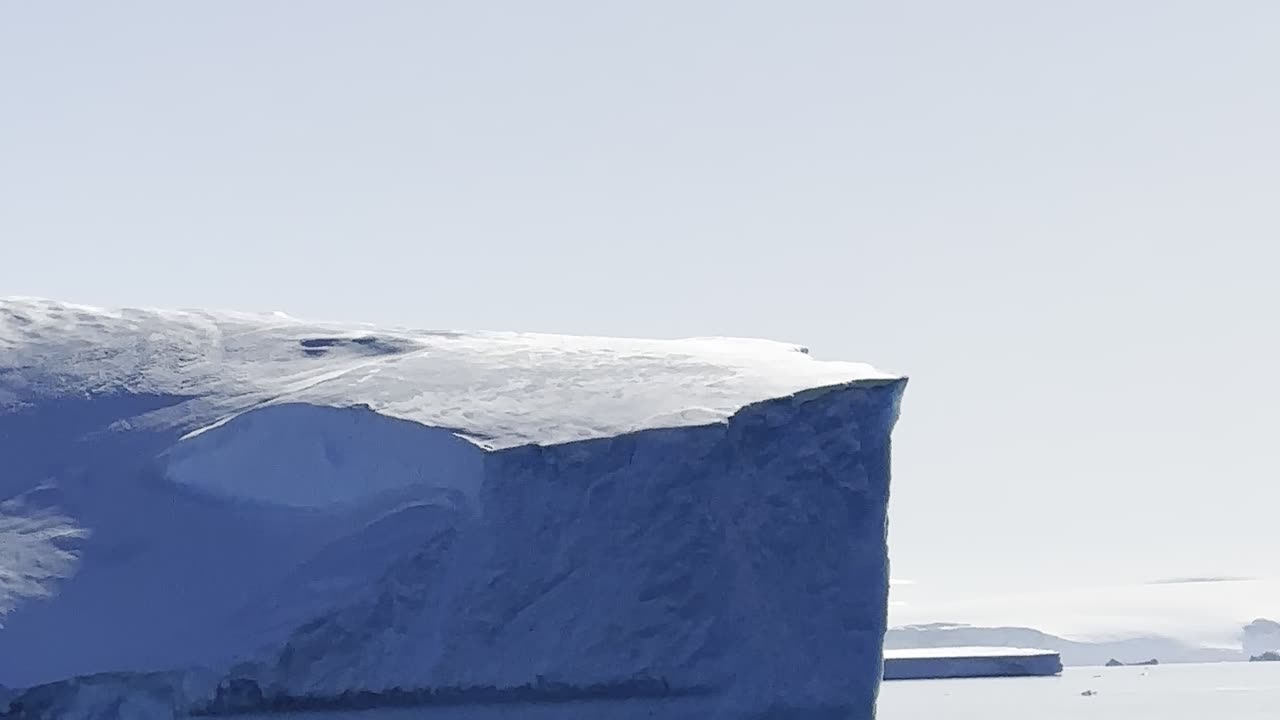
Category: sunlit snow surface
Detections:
[
  {"x1": 0, "y1": 296, "x2": 895, "y2": 450},
  {"x1": 0, "y1": 298, "x2": 906, "y2": 719}
]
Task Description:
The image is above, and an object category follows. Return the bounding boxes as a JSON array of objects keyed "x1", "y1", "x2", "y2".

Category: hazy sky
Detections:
[{"x1": 3, "y1": 2, "x2": 1277, "y2": 598}]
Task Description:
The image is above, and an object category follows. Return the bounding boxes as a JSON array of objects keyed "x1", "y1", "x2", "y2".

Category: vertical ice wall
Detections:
[{"x1": 249, "y1": 379, "x2": 905, "y2": 719}]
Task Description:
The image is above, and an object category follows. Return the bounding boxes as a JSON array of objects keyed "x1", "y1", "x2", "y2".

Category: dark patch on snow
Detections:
[{"x1": 298, "y1": 336, "x2": 413, "y2": 357}]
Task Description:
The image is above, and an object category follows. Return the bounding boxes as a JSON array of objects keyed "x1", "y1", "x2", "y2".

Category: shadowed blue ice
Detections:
[{"x1": 0, "y1": 299, "x2": 905, "y2": 720}]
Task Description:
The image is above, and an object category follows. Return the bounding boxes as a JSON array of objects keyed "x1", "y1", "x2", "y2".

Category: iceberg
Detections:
[
  {"x1": 883, "y1": 647, "x2": 1063, "y2": 680},
  {"x1": 0, "y1": 298, "x2": 906, "y2": 719}
]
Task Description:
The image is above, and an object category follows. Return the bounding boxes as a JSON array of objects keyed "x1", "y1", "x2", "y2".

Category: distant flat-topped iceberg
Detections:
[
  {"x1": 884, "y1": 647, "x2": 1064, "y2": 680},
  {"x1": 0, "y1": 298, "x2": 906, "y2": 720}
]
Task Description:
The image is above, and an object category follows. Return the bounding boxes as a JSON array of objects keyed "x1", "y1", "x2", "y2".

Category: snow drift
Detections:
[{"x1": 0, "y1": 298, "x2": 906, "y2": 719}]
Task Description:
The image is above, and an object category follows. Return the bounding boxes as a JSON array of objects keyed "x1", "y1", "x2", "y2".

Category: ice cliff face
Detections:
[{"x1": 0, "y1": 298, "x2": 906, "y2": 720}]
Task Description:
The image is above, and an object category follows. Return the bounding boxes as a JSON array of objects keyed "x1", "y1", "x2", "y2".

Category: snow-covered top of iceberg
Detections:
[{"x1": 0, "y1": 297, "x2": 900, "y2": 449}]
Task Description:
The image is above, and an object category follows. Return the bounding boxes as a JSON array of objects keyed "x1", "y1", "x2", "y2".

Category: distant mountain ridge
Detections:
[{"x1": 886, "y1": 623, "x2": 1244, "y2": 667}]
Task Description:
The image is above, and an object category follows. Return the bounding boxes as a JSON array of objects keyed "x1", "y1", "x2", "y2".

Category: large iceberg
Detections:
[{"x1": 0, "y1": 298, "x2": 906, "y2": 719}]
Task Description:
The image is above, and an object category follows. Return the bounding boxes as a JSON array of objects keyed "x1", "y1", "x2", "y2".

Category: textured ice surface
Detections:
[
  {"x1": 0, "y1": 298, "x2": 906, "y2": 719},
  {"x1": 0, "y1": 297, "x2": 895, "y2": 451}
]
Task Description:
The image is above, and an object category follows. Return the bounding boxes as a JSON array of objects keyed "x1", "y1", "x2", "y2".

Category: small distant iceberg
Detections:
[{"x1": 1105, "y1": 658, "x2": 1159, "y2": 667}]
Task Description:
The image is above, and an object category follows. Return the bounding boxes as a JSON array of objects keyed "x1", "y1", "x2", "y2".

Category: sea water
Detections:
[
  {"x1": 877, "y1": 662, "x2": 1280, "y2": 719},
  {"x1": 213, "y1": 662, "x2": 1280, "y2": 719}
]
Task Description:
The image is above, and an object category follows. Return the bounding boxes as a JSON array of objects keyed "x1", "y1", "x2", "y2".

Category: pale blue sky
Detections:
[{"x1": 3, "y1": 1, "x2": 1278, "y2": 596}]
